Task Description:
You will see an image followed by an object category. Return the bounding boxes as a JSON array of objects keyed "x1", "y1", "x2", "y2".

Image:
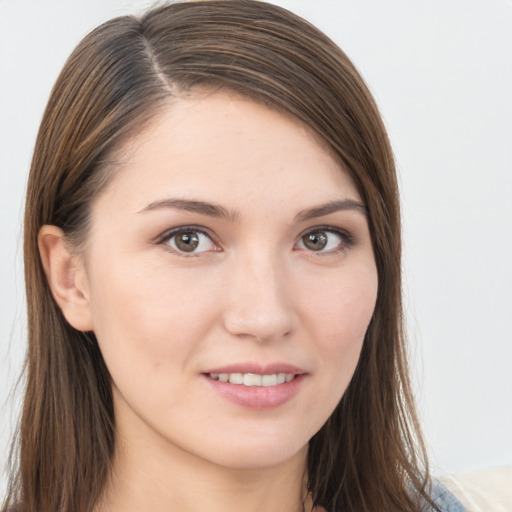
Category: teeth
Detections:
[
  {"x1": 244, "y1": 373, "x2": 262, "y2": 386},
  {"x1": 210, "y1": 372, "x2": 296, "y2": 387},
  {"x1": 229, "y1": 373, "x2": 243, "y2": 384},
  {"x1": 261, "y1": 374, "x2": 277, "y2": 386}
]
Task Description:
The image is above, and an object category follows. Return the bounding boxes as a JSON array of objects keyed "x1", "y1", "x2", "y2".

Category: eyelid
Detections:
[
  {"x1": 155, "y1": 225, "x2": 221, "y2": 254},
  {"x1": 154, "y1": 224, "x2": 213, "y2": 242},
  {"x1": 295, "y1": 225, "x2": 355, "y2": 253}
]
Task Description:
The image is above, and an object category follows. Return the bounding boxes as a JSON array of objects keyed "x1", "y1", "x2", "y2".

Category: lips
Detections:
[{"x1": 203, "y1": 363, "x2": 306, "y2": 409}]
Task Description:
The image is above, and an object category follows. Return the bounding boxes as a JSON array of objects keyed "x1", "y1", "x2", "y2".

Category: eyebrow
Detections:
[
  {"x1": 294, "y1": 199, "x2": 367, "y2": 222},
  {"x1": 138, "y1": 197, "x2": 367, "y2": 222},
  {"x1": 138, "y1": 198, "x2": 239, "y2": 222}
]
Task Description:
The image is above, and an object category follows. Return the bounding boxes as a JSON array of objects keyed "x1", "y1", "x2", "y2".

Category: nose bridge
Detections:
[{"x1": 223, "y1": 246, "x2": 295, "y2": 341}]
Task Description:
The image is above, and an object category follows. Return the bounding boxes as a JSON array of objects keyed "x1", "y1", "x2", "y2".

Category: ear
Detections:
[{"x1": 38, "y1": 225, "x2": 94, "y2": 332}]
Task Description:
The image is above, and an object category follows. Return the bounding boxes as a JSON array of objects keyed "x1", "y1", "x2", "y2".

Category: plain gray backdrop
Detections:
[{"x1": 1, "y1": 0, "x2": 511, "y2": 494}]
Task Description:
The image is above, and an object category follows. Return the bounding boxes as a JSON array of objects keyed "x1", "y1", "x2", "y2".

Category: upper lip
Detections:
[{"x1": 204, "y1": 363, "x2": 306, "y2": 375}]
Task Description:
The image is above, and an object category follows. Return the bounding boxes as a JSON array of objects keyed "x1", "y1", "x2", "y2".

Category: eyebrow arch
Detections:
[
  {"x1": 294, "y1": 199, "x2": 367, "y2": 222},
  {"x1": 139, "y1": 198, "x2": 367, "y2": 223},
  {"x1": 138, "y1": 198, "x2": 239, "y2": 222}
]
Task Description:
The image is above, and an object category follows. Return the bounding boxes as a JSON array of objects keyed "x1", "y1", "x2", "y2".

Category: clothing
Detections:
[{"x1": 429, "y1": 481, "x2": 468, "y2": 512}]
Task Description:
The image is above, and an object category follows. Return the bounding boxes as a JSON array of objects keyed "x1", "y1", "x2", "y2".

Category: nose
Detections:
[{"x1": 222, "y1": 253, "x2": 296, "y2": 342}]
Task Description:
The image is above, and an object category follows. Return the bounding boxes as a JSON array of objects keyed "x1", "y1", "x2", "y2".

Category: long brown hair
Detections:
[{"x1": 3, "y1": 1, "x2": 435, "y2": 511}]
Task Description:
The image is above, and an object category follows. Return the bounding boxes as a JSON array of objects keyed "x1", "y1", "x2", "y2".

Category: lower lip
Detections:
[{"x1": 203, "y1": 374, "x2": 305, "y2": 409}]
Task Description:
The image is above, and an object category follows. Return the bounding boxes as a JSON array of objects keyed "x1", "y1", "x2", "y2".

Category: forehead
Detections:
[{"x1": 94, "y1": 91, "x2": 360, "y2": 216}]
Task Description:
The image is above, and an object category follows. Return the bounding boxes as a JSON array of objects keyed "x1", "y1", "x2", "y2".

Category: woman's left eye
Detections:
[
  {"x1": 164, "y1": 228, "x2": 218, "y2": 254},
  {"x1": 296, "y1": 228, "x2": 351, "y2": 253}
]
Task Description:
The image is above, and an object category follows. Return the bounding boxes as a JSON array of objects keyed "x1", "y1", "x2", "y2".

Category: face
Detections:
[{"x1": 80, "y1": 92, "x2": 378, "y2": 471}]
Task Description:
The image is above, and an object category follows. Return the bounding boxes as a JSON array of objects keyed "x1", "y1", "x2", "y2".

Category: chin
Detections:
[
  {"x1": 179, "y1": 417, "x2": 315, "y2": 471},
  {"x1": 201, "y1": 438, "x2": 309, "y2": 471}
]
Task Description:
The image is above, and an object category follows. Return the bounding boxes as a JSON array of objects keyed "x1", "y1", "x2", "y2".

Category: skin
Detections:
[{"x1": 40, "y1": 92, "x2": 378, "y2": 512}]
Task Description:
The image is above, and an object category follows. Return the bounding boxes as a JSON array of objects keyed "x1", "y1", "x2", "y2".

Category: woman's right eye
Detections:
[{"x1": 163, "y1": 228, "x2": 219, "y2": 255}]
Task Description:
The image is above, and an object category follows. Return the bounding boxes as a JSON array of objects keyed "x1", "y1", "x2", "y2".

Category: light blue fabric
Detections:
[{"x1": 428, "y1": 481, "x2": 467, "y2": 512}]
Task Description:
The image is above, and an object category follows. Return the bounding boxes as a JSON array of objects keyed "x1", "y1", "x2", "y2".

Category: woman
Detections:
[{"x1": 2, "y1": 1, "x2": 466, "y2": 511}]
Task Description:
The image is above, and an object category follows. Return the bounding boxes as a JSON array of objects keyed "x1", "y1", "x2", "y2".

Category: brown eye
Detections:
[
  {"x1": 302, "y1": 231, "x2": 328, "y2": 251},
  {"x1": 165, "y1": 229, "x2": 217, "y2": 254},
  {"x1": 297, "y1": 228, "x2": 350, "y2": 253},
  {"x1": 174, "y1": 231, "x2": 199, "y2": 252}
]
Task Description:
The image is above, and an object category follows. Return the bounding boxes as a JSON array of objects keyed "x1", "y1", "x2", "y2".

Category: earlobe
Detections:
[{"x1": 38, "y1": 225, "x2": 94, "y2": 332}]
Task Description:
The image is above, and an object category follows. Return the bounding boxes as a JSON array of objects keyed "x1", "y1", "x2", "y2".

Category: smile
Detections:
[
  {"x1": 204, "y1": 367, "x2": 305, "y2": 409},
  {"x1": 209, "y1": 372, "x2": 296, "y2": 386}
]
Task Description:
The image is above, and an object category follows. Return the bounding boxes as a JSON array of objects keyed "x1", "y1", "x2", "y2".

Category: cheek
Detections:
[
  {"x1": 300, "y1": 263, "x2": 378, "y2": 388},
  {"x1": 285, "y1": 264, "x2": 377, "y2": 436},
  {"x1": 301, "y1": 263, "x2": 378, "y2": 344},
  {"x1": 86, "y1": 256, "x2": 222, "y2": 380}
]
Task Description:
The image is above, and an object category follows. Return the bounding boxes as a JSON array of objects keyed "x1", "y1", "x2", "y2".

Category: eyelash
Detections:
[
  {"x1": 155, "y1": 225, "x2": 219, "y2": 257},
  {"x1": 155, "y1": 225, "x2": 355, "y2": 257},
  {"x1": 295, "y1": 225, "x2": 355, "y2": 256}
]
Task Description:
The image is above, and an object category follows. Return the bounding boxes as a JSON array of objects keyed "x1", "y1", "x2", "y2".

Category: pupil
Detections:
[
  {"x1": 176, "y1": 232, "x2": 199, "y2": 252},
  {"x1": 304, "y1": 232, "x2": 327, "y2": 251}
]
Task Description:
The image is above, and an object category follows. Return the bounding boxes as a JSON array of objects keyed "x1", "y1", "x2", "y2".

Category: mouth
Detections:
[
  {"x1": 203, "y1": 364, "x2": 306, "y2": 409},
  {"x1": 208, "y1": 372, "x2": 296, "y2": 387}
]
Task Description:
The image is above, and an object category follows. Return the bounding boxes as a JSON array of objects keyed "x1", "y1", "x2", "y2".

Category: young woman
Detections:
[{"x1": 2, "y1": 1, "x2": 467, "y2": 511}]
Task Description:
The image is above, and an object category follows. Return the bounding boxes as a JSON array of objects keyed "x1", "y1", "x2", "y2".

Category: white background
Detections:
[{"x1": 1, "y1": 0, "x2": 511, "y2": 494}]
